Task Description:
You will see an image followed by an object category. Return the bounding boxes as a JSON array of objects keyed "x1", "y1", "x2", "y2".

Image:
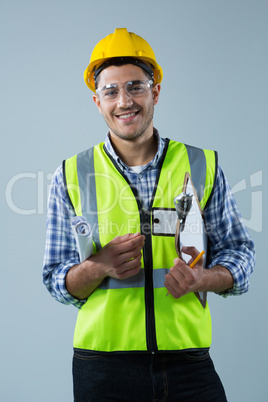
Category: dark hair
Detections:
[{"x1": 94, "y1": 57, "x2": 154, "y2": 90}]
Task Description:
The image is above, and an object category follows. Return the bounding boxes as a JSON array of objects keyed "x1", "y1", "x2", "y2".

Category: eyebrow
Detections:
[{"x1": 99, "y1": 80, "x2": 144, "y2": 91}]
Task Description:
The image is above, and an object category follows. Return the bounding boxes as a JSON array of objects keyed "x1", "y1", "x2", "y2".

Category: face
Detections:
[{"x1": 92, "y1": 64, "x2": 161, "y2": 143}]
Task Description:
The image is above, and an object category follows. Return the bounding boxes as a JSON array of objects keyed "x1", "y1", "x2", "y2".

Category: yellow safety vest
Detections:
[{"x1": 63, "y1": 139, "x2": 217, "y2": 353}]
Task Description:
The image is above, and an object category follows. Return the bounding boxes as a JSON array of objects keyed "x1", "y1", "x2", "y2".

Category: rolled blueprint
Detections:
[{"x1": 71, "y1": 216, "x2": 93, "y2": 262}]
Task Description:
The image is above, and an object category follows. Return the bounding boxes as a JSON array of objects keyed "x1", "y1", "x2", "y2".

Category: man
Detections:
[{"x1": 43, "y1": 28, "x2": 255, "y2": 401}]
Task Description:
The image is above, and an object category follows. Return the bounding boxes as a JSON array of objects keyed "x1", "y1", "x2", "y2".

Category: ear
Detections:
[
  {"x1": 92, "y1": 94, "x2": 103, "y2": 114},
  {"x1": 152, "y1": 84, "x2": 161, "y2": 105}
]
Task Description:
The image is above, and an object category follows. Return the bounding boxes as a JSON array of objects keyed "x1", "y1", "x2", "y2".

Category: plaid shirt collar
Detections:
[{"x1": 104, "y1": 128, "x2": 166, "y2": 173}]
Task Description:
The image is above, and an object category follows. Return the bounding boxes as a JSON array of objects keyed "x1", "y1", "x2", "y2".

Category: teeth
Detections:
[{"x1": 118, "y1": 112, "x2": 136, "y2": 119}]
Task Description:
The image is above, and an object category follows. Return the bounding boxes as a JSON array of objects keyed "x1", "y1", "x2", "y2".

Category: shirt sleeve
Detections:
[
  {"x1": 203, "y1": 165, "x2": 255, "y2": 297},
  {"x1": 42, "y1": 165, "x2": 87, "y2": 309}
]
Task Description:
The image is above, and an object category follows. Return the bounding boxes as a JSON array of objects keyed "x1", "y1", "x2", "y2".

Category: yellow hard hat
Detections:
[{"x1": 84, "y1": 28, "x2": 163, "y2": 92}]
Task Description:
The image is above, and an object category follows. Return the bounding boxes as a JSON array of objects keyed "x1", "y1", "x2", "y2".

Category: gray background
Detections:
[{"x1": 1, "y1": 0, "x2": 267, "y2": 401}]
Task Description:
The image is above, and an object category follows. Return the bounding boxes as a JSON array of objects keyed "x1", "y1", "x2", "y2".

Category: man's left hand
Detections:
[{"x1": 164, "y1": 246, "x2": 204, "y2": 298}]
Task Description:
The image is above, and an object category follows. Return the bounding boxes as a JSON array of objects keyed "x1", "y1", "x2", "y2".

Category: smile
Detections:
[{"x1": 116, "y1": 112, "x2": 139, "y2": 120}]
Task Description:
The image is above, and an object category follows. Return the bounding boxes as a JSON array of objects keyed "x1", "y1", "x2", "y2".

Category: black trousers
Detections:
[{"x1": 73, "y1": 349, "x2": 227, "y2": 402}]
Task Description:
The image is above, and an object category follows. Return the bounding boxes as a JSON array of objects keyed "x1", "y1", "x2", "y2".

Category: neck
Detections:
[{"x1": 109, "y1": 131, "x2": 158, "y2": 166}]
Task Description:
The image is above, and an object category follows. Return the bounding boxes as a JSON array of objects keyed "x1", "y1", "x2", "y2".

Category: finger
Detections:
[
  {"x1": 172, "y1": 258, "x2": 193, "y2": 279},
  {"x1": 169, "y1": 265, "x2": 187, "y2": 281},
  {"x1": 115, "y1": 242, "x2": 144, "y2": 266},
  {"x1": 181, "y1": 246, "x2": 200, "y2": 260},
  {"x1": 116, "y1": 252, "x2": 143, "y2": 274},
  {"x1": 116, "y1": 262, "x2": 142, "y2": 279},
  {"x1": 164, "y1": 279, "x2": 181, "y2": 299},
  {"x1": 173, "y1": 257, "x2": 184, "y2": 266},
  {"x1": 116, "y1": 235, "x2": 145, "y2": 256},
  {"x1": 181, "y1": 249, "x2": 205, "y2": 269},
  {"x1": 165, "y1": 269, "x2": 193, "y2": 298},
  {"x1": 111, "y1": 232, "x2": 142, "y2": 245}
]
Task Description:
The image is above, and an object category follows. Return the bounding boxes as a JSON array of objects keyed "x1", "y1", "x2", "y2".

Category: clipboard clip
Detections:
[{"x1": 173, "y1": 193, "x2": 193, "y2": 233}]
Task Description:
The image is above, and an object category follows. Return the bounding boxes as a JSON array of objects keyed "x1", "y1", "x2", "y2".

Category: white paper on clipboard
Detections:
[{"x1": 176, "y1": 173, "x2": 208, "y2": 308}]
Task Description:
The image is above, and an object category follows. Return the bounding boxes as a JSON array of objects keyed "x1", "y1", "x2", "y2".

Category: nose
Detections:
[{"x1": 116, "y1": 88, "x2": 133, "y2": 108}]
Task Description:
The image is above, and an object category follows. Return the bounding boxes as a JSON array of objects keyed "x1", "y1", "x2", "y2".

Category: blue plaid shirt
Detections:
[{"x1": 43, "y1": 131, "x2": 255, "y2": 309}]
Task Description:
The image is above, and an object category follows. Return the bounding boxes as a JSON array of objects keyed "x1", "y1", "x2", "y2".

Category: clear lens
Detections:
[{"x1": 96, "y1": 80, "x2": 153, "y2": 101}]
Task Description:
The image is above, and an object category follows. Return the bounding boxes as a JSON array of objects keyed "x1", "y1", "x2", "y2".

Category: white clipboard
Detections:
[{"x1": 175, "y1": 172, "x2": 207, "y2": 308}]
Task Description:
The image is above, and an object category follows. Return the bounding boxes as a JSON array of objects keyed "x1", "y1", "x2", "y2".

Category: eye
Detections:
[
  {"x1": 103, "y1": 89, "x2": 119, "y2": 98},
  {"x1": 100, "y1": 84, "x2": 119, "y2": 99},
  {"x1": 127, "y1": 81, "x2": 144, "y2": 94}
]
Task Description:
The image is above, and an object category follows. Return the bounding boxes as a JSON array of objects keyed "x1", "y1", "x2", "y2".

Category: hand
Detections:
[
  {"x1": 91, "y1": 232, "x2": 145, "y2": 280},
  {"x1": 164, "y1": 246, "x2": 204, "y2": 298}
]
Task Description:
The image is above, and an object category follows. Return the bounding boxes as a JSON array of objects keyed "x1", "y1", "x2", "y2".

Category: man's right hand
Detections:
[
  {"x1": 91, "y1": 232, "x2": 145, "y2": 280},
  {"x1": 66, "y1": 232, "x2": 145, "y2": 300}
]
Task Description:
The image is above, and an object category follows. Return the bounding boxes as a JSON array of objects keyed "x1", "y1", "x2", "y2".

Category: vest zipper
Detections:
[{"x1": 140, "y1": 209, "x2": 158, "y2": 353}]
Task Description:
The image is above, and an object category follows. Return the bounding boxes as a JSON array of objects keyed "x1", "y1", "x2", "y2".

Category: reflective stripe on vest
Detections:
[{"x1": 63, "y1": 139, "x2": 217, "y2": 352}]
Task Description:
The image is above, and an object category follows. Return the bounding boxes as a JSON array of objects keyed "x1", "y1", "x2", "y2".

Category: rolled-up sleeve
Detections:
[
  {"x1": 204, "y1": 166, "x2": 255, "y2": 297},
  {"x1": 42, "y1": 166, "x2": 87, "y2": 309}
]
